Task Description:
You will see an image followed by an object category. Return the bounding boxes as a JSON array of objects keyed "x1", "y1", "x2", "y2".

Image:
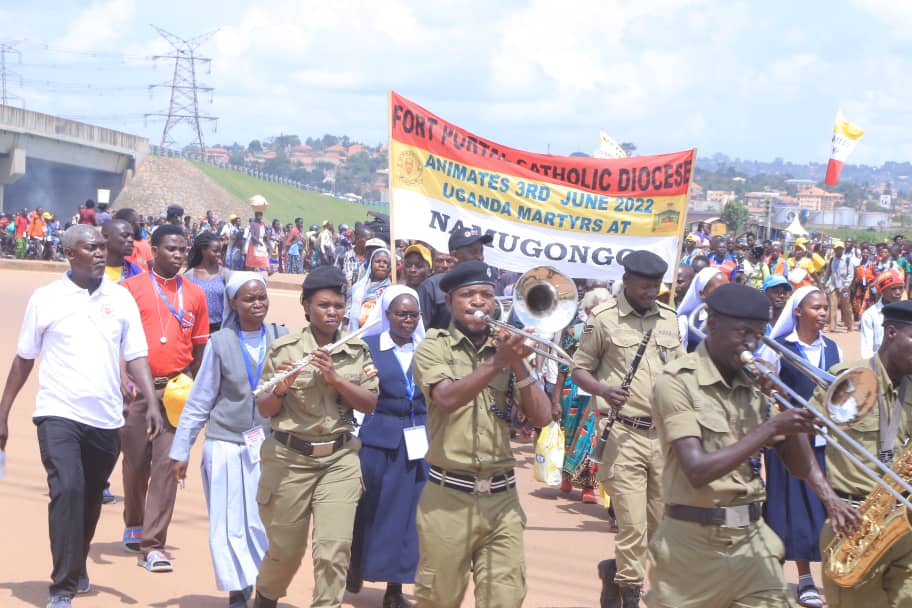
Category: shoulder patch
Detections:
[
  {"x1": 363, "y1": 363, "x2": 378, "y2": 378},
  {"x1": 583, "y1": 324, "x2": 594, "y2": 334}
]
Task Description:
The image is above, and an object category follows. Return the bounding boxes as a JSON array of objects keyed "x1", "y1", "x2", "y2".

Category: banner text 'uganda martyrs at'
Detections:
[{"x1": 388, "y1": 91, "x2": 695, "y2": 280}]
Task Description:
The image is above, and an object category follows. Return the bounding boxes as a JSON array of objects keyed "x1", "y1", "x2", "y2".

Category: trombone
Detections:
[
  {"x1": 474, "y1": 265, "x2": 578, "y2": 368},
  {"x1": 688, "y1": 304, "x2": 912, "y2": 511}
]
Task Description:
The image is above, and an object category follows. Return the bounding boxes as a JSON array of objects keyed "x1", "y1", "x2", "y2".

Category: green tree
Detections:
[
  {"x1": 248, "y1": 139, "x2": 263, "y2": 154},
  {"x1": 620, "y1": 142, "x2": 637, "y2": 156},
  {"x1": 721, "y1": 200, "x2": 749, "y2": 234}
]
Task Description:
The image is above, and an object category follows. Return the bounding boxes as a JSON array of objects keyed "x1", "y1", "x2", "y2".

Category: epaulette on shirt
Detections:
[
  {"x1": 588, "y1": 299, "x2": 618, "y2": 318},
  {"x1": 656, "y1": 300, "x2": 677, "y2": 315},
  {"x1": 426, "y1": 327, "x2": 451, "y2": 340},
  {"x1": 269, "y1": 330, "x2": 368, "y2": 353}
]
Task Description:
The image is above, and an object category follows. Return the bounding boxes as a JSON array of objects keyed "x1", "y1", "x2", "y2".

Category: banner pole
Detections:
[
  {"x1": 668, "y1": 148, "x2": 696, "y2": 310},
  {"x1": 387, "y1": 90, "x2": 397, "y2": 284}
]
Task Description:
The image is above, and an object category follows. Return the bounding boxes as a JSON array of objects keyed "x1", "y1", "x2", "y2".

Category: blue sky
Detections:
[{"x1": 1, "y1": 0, "x2": 911, "y2": 165}]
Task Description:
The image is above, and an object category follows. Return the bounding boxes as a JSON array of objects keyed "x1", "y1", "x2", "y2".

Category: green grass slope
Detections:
[{"x1": 191, "y1": 161, "x2": 385, "y2": 227}]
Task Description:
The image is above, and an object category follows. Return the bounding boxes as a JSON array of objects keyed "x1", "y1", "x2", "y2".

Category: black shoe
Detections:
[
  {"x1": 382, "y1": 592, "x2": 413, "y2": 608},
  {"x1": 619, "y1": 585, "x2": 641, "y2": 608},
  {"x1": 598, "y1": 559, "x2": 620, "y2": 608},
  {"x1": 345, "y1": 567, "x2": 363, "y2": 594},
  {"x1": 252, "y1": 591, "x2": 277, "y2": 608}
]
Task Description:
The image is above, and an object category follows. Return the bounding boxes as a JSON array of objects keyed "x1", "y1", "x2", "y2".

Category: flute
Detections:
[
  {"x1": 590, "y1": 329, "x2": 653, "y2": 464},
  {"x1": 253, "y1": 319, "x2": 381, "y2": 397}
]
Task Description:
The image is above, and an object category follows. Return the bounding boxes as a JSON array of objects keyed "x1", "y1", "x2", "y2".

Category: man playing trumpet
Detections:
[
  {"x1": 572, "y1": 250, "x2": 682, "y2": 607},
  {"x1": 818, "y1": 299, "x2": 912, "y2": 607},
  {"x1": 647, "y1": 283, "x2": 858, "y2": 608}
]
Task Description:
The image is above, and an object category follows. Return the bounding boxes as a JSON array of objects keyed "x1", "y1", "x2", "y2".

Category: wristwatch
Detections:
[{"x1": 515, "y1": 370, "x2": 539, "y2": 389}]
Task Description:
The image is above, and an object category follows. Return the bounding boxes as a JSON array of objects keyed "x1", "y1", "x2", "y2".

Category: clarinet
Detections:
[{"x1": 590, "y1": 329, "x2": 653, "y2": 464}]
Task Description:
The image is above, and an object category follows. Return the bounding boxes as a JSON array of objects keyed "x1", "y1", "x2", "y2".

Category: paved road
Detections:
[{"x1": 0, "y1": 266, "x2": 861, "y2": 607}]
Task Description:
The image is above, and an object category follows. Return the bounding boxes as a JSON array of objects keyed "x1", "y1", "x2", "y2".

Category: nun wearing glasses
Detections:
[{"x1": 347, "y1": 285, "x2": 428, "y2": 608}]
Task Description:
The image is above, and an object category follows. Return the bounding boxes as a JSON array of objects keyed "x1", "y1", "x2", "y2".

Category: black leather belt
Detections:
[
  {"x1": 273, "y1": 431, "x2": 348, "y2": 457},
  {"x1": 835, "y1": 490, "x2": 866, "y2": 506},
  {"x1": 666, "y1": 503, "x2": 762, "y2": 527},
  {"x1": 428, "y1": 465, "x2": 516, "y2": 495},
  {"x1": 152, "y1": 372, "x2": 182, "y2": 390},
  {"x1": 616, "y1": 415, "x2": 655, "y2": 430}
]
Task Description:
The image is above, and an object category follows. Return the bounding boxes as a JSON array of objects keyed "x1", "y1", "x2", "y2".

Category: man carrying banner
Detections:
[
  {"x1": 412, "y1": 261, "x2": 552, "y2": 608},
  {"x1": 571, "y1": 250, "x2": 683, "y2": 607}
]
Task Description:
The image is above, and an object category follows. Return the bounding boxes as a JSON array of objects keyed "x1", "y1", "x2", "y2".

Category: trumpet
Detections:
[
  {"x1": 252, "y1": 319, "x2": 381, "y2": 397},
  {"x1": 686, "y1": 304, "x2": 912, "y2": 512},
  {"x1": 473, "y1": 265, "x2": 578, "y2": 368}
]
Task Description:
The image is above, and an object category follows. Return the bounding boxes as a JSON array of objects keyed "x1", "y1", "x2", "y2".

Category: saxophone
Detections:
[{"x1": 824, "y1": 444, "x2": 912, "y2": 588}]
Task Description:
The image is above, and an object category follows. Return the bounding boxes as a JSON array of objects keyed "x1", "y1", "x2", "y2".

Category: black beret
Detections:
[
  {"x1": 882, "y1": 301, "x2": 912, "y2": 325},
  {"x1": 301, "y1": 265, "x2": 346, "y2": 293},
  {"x1": 621, "y1": 250, "x2": 668, "y2": 278},
  {"x1": 440, "y1": 261, "x2": 498, "y2": 293},
  {"x1": 706, "y1": 283, "x2": 769, "y2": 321},
  {"x1": 448, "y1": 227, "x2": 494, "y2": 251}
]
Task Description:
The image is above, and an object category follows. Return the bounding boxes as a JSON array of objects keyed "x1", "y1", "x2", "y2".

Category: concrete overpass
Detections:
[{"x1": 0, "y1": 105, "x2": 149, "y2": 218}]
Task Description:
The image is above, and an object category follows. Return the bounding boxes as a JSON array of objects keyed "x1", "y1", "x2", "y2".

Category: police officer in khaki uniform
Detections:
[
  {"x1": 648, "y1": 284, "x2": 857, "y2": 608},
  {"x1": 818, "y1": 300, "x2": 912, "y2": 607},
  {"x1": 411, "y1": 261, "x2": 552, "y2": 608},
  {"x1": 252, "y1": 266, "x2": 380, "y2": 608},
  {"x1": 571, "y1": 250, "x2": 683, "y2": 607}
]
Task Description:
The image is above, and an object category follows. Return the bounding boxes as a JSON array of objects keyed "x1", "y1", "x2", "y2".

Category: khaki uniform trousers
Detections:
[
  {"x1": 414, "y1": 480, "x2": 526, "y2": 608},
  {"x1": 645, "y1": 517, "x2": 789, "y2": 608},
  {"x1": 598, "y1": 421, "x2": 663, "y2": 585},
  {"x1": 255, "y1": 436, "x2": 362, "y2": 606},
  {"x1": 121, "y1": 388, "x2": 179, "y2": 555},
  {"x1": 821, "y1": 521, "x2": 912, "y2": 607}
]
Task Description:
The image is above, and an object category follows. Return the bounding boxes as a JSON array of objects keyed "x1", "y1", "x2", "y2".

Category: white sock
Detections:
[{"x1": 798, "y1": 574, "x2": 815, "y2": 588}]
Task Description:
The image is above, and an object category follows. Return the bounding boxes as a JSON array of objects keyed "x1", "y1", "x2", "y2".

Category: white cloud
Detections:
[
  {"x1": 852, "y1": 0, "x2": 912, "y2": 28},
  {"x1": 57, "y1": 0, "x2": 137, "y2": 52}
]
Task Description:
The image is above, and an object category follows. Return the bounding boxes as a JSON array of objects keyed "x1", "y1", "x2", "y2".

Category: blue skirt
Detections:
[
  {"x1": 350, "y1": 441, "x2": 428, "y2": 583},
  {"x1": 763, "y1": 444, "x2": 827, "y2": 562}
]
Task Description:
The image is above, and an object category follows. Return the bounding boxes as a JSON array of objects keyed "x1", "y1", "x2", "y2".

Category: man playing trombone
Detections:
[
  {"x1": 818, "y1": 299, "x2": 912, "y2": 607},
  {"x1": 647, "y1": 284, "x2": 858, "y2": 608},
  {"x1": 412, "y1": 260, "x2": 552, "y2": 608},
  {"x1": 572, "y1": 250, "x2": 683, "y2": 607}
]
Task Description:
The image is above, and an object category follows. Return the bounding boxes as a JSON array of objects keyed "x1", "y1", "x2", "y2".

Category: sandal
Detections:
[
  {"x1": 139, "y1": 550, "x2": 173, "y2": 573},
  {"x1": 797, "y1": 583, "x2": 824, "y2": 608},
  {"x1": 122, "y1": 527, "x2": 142, "y2": 553}
]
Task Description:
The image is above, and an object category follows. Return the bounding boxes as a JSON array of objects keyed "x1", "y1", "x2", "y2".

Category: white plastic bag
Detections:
[{"x1": 533, "y1": 422, "x2": 565, "y2": 486}]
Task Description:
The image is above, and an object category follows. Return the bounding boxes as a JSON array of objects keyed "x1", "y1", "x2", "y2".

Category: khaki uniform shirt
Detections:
[
  {"x1": 817, "y1": 355, "x2": 912, "y2": 497},
  {"x1": 653, "y1": 342, "x2": 767, "y2": 508},
  {"x1": 261, "y1": 326, "x2": 379, "y2": 440},
  {"x1": 574, "y1": 291, "x2": 682, "y2": 418},
  {"x1": 413, "y1": 324, "x2": 524, "y2": 477}
]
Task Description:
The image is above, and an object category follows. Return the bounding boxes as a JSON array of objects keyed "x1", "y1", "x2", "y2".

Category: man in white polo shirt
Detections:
[{"x1": 0, "y1": 225, "x2": 163, "y2": 608}]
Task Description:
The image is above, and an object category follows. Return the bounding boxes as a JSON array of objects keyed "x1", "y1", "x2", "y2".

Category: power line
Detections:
[
  {"x1": 144, "y1": 26, "x2": 218, "y2": 152},
  {"x1": 0, "y1": 42, "x2": 23, "y2": 106}
]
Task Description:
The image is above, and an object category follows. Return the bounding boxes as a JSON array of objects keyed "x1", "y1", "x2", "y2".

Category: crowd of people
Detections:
[{"x1": 3, "y1": 201, "x2": 912, "y2": 608}]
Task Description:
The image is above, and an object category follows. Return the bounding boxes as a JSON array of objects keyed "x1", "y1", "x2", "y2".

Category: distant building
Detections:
[
  {"x1": 796, "y1": 186, "x2": 845, "y2": 212},
  {"x1": 706, "y1": 190, "x2": 737, "y2": 206},
  {"x1": 785, "y1": 178, "x2": 816, "y2": 193}
]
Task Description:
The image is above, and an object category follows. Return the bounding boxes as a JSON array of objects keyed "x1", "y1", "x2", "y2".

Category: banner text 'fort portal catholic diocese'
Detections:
[{"x1": 388, "y1": 92, "x2": 695, "y2": 280}]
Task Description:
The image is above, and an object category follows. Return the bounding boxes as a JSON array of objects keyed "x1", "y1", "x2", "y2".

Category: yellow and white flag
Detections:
[
  {"x1": 825, "y1": 110, "x2": 864, "y2": 186},
  {"x1": 593, "y1": 130, "x2": 628, "y2": 160}
]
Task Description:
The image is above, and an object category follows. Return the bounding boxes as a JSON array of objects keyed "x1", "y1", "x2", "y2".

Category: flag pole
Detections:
[
  {"x1": 387, "y1": 90, "x2": 397, "y2": 284},
  {"x1": 668, "y1": 148, "x2": 696, "y2": 310}
]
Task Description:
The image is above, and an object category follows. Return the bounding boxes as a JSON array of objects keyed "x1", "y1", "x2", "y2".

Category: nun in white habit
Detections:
[
  {"x1": 169, "y1": 272, "x2": 288, "y2": 606},
  {"x1": 676, "y1": 267, "x2": 729, "y2": 352}
]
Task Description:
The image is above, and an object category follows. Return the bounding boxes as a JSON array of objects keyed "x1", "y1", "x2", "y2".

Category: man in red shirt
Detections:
[
  {"x1": 114, "y1": 208, "x2": 153, "y2": 270},
  {"x1": 78, "y1": 200, "x2": 97, "y2": 226},
  {"x1": 120, "y1": 224, "x2": 208, "y2": 573},
  {"x1": 14, "y1": 210, "x2": 28, "y2": 259}
]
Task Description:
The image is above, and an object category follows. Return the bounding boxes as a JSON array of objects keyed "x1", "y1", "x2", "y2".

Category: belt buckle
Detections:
[
  {"x1": 310, "y1": 440, "x2": 335, "y2": 457},
  {"x1": 722, "y1": 506, "x2": 751, "y2": 528},
  {"x1": 472, "y1": 478, "x2": 493, "y2": 494}
]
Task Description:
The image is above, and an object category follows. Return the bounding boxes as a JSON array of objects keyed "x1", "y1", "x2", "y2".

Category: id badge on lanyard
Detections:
[
  {"x1": 240, "y1": 324, "x2": 268, "y2": 463},
  {"x1": 401, "y1": 370, "x2": 428, "y2": 460}
]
